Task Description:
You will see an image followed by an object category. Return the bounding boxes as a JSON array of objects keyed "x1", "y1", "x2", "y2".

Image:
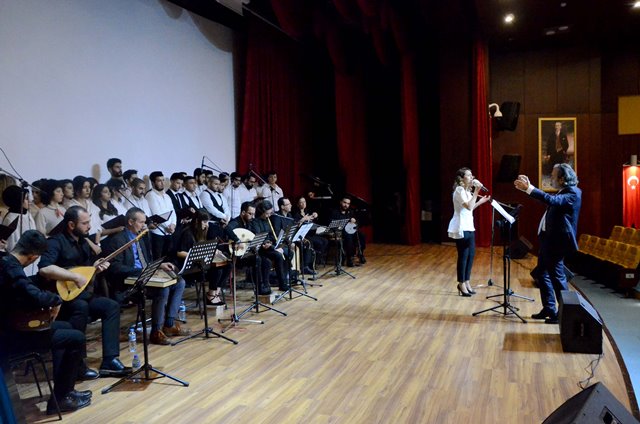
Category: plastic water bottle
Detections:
[
  {"x1": 128, "y1": 327, "x2": 137, "y2": 353},
  {"x1": 178, "y1": 301, "x2": 187, "y2": 322},
  {"x1": 132, "y1": 353, "x2": 141, "y2": 370}
]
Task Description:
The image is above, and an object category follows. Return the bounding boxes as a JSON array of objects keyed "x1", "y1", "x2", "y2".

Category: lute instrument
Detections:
[{"x1": 56, "y1": 229, "x2": 149, "y2": 301}]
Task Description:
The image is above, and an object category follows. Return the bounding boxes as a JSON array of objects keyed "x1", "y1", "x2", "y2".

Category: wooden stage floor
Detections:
[{"x1": 17, "y1": 243, "x2": 632, "y2": 423}]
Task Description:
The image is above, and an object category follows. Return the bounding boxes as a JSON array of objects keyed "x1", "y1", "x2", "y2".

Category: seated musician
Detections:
[
  {"x1": 291, "y1": 196, "x2": 329, "y2": 274},
  {"x1": 0, "y1": 230, "x2": 92, "y2": 414},
  {"x1": 176, "y1": 209, "x2": 228, "y2": 307},
  {"x1": 103, "y1": 207, "x2": 188, "y2": 345},
  {"x1": 226, "y1": 201, "x2": 272, "y2": 295},
  {"x1": 329, "y1": 196, "x2": 367, "y2": 267},
  {"x1": 38, "y1": 206, "x2": 131, "y2": 379},
  {"x1": 251, "y1": 200, "x2": 290, "y2": 292}
]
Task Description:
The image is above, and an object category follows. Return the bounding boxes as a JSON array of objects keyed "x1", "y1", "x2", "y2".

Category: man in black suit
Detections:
[
  {"x1": 543, "y1": 121, "x2": 569, "y2": 174},
  {"x1": 103, "y1": 207, "x2": 188, "y2": 345},
  {"x1": 514, "y1": 163, "x2": 582, "y2": 324}
]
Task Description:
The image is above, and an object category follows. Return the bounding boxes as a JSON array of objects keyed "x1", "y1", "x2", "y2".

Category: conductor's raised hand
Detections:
[{"x1": 514, "y1": 175, "x2": 531, "y2": 191}]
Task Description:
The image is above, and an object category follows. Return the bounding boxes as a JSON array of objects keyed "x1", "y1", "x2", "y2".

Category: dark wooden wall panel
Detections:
[
  {"x1": 488, "y1": 43, "x2": 640, "y2": 252},
  {"x1": 524, "y1": 50, "x2": 557, "y2": 114},
  {"x1": 557, "y1": 48, "x2": 591, "y2": 114}
]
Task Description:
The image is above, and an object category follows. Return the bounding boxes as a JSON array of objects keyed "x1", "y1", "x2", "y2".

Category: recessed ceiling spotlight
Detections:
[
  {"x1": 545, "y1": 29, "x2": 557, "y2": 36},
  {"x1": 560, "y1": 2, "x2": 567, "y2": 7},
  {"x1": 558, "y1": 25, "x2": 569, "y2": 31},
  {"x1": 633, "y1": 1, "x2": 640, "y2": 9},
  {"x1": 504, "y1": 13, "x2": 515, "y2": 24}
]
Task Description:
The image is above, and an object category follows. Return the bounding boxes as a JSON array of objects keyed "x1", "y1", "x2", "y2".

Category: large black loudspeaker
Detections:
[
  {"x1": 496, "y1": 101, "x2": 520, "y2": 131},
  {"x1": 559, "y1": 291, "x2": 603, "y2": 354},
  {"x1": 543, "y1": 382, "x2": 639, "y2": 424},
  {"x1": 510, "y1": 236, "x2": 532, "y2": 259}
]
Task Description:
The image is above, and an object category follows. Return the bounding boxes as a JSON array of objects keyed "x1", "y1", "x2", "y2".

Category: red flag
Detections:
[{"x1": 622, "y1": 165, "x2": 640, "y2": 228}]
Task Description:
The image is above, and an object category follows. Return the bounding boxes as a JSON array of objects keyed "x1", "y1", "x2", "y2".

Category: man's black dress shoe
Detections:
[
  {"x1": 531, "y1": 309, "x2": 554, "y2": 320},
  {"x1": 69, "y1": 389, "x2": 92, "y2": 402},
  {"x1": 545, "y1": 316, "x2": 559, "y2": 324},
  {"x1": 258, "y1": 286, "x2": 272, "y2": 295},
  {"x1": 302, "y1": 267, "x2": 316, "y2": 275},
  {"x1": 358, "y1": 254, "x2": 367, "y2": 264},
  {"x1": 77, "y1": 367, "x2": 99, "y2": 381},
  {"x1": 99, "y1": 357, "x2": 132, "y2": 377},
  {"x1": 47, "y1": 393, "x2": 91, "y2": 414}
]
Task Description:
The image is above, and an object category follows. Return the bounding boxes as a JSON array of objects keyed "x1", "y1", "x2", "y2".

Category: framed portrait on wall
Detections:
[{"x1": 538, "y1": 117, "x2": 577, "y2": 192}]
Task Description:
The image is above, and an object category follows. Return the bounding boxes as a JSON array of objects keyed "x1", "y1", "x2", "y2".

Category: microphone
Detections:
[
  {"x1": 473, "y1": 180, "x2": 489, "y2": 193},
  {"x1": 201, "y1": 156, "x2": 205, "y2": 170},
  {"x1": 249, "y1": 163, "x2": 253, "y2": 171}
]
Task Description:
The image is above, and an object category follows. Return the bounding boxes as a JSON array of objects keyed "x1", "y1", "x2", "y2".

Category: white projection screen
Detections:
[{"x1": 0, "y1": 0, "x2": 236, "y2": 183}]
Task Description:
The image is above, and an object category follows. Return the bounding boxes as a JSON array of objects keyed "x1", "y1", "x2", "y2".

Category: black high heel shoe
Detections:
[
  {"x1": 457, "y1": 283, "x2": 472, "y2": 297},
  {"x1": 466, "y1": 285, "x2": 476, "y2": 295}
]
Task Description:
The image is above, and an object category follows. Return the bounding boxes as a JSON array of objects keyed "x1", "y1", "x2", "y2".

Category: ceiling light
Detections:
[
  {"x1": 504, "y1": 13, "x2": 515, "y2": 24},
  {"x1": 633, "y1": 1, "x2": 640, "y2": 9},
  {"x1": 545, "y1": 29, "x2": 557, "y2": 36},
  {"x1": 558, "y1": 25, "x2": 569, "y2": 31}
]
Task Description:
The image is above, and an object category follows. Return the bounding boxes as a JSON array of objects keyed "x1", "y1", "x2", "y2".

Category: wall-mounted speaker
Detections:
[
  {"x1": 543, "y1": 382, "x2": 639, "y2": 424},
  {"x1": 559, "y1": 291, "x2": 603, "y2": 354},
  {"x1": 496, "y1": 101, "x2": 520, "y2": 131}
]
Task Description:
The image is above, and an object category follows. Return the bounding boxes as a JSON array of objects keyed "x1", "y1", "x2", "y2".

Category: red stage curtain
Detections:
[
  {"x1": 238, "y1": 19, "x2": 309, "y2": 198},
  {"x1": 400, "y1": 54, "x2": 421, "y2": 245},
  {"x1": 471, "y1": 37, "x2": 492, "y2": 247},
  {"x1": 623, "y1": 165, "x2": 640, "y2": 228}
]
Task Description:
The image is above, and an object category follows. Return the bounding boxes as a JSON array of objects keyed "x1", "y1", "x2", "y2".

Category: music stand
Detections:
[
  {"x1": 172, "y1": 240, "x2": 238, "y2": 346},
  {"x1": 219, "y1": 232, "x2": 287, "y2": 333},
  {"x1": 273, "y1": 222, "x2": 318, "y2": 304},
  {"x1": 472, "y1": 200, "x2": 530, "y2": 323},
  {"x1": 102, "y1": 258, "x2": 189, "y2": 393},
  {"x1": 318, "y1": 218, "x2": 355, "y2": 279}
]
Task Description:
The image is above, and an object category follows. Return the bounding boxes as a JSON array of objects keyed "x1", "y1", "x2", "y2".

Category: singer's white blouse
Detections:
[{"x1": 447, "y1": 186, "x2": 475, "y2": 239}]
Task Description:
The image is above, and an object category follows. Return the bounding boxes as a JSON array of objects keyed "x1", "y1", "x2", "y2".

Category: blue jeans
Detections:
[
  {"x1": 149, "y1": 277, "x2": 186, "y2": 331},
  {"x1": 455, "y1": 231, "x2": 475, "y2": 283}
]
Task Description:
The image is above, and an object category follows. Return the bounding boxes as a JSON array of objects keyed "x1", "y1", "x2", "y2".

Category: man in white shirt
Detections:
[
  {"x1": 145, "y1": 171, "x2": 177, "y2": 258},
  {"x1": 238, "y1": 173, "x2": 259, "y2": 204},
  {"x1": 125, "y1": 178, "x2": 152, "y2": 217},
  {"x1": 199, "y1": 175, "x2": 230, "y2": 225},
  {"x1": 179, "y1": 175, "x2": 203, "y2": 216},
  {"x1": 223, "y1": 172, "x2": 244, "y2": 220},
  {"x1": 259, "y1": 171, "x2": 284, "y2": 207}
]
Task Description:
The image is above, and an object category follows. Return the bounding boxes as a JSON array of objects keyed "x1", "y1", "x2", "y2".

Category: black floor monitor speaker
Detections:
[
  {"x1": 559, "y1": 290, "x2": 603, "y2": 354},
  {"x1": 496, "y1": 101, "x2": 520, "y2": 131},
  {"x1": 543, "y1": 382, "x2": 639, "y2": 424},
  {"x1": 510, "y1": 236, "x2": 532, "y2": 259}
]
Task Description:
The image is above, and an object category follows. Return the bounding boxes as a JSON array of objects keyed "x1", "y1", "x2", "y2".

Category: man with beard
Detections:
[
  {"x1": 106, "y1": 158, "x2": 123, "y2": 182},
  {"x1": 329, "y1": 196, "x2": 366, "y2": 267},
  {"x1": 38, "y1": 206, "x2": 131, "y2": 379}
]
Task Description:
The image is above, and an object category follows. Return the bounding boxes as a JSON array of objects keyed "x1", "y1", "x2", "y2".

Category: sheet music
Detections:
[
  {"x1": 491, "y1": 200, "x2": 515, "y2": 224},
  {"x1": 293, "y1": 222, "x2": 313, "y2": 242}
]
